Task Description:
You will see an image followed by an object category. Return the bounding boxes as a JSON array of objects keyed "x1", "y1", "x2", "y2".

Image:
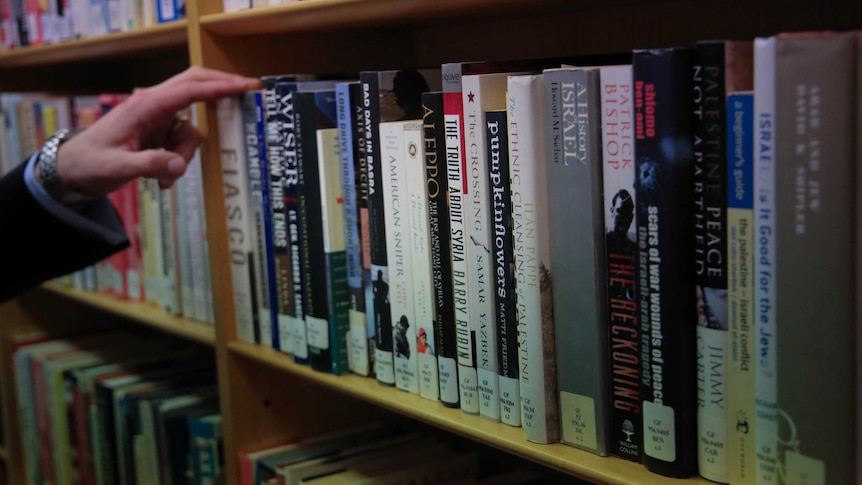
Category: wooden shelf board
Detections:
[
  {"x1": 0, "y1": 21, "x2": 188, "y2": 68},
  {"x1": 200, "y1": 0, "x2": 634, "y2": 37},
  {"x1": 228, "y1": 341, "x2": 709, "y2": 485},
  {"x1": 40, "y1": 282, "x2": 215, "y2": 346}
]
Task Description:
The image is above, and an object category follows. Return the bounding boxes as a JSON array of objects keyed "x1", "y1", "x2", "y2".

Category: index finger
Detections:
[
  {"x1": 158, "y1": 66, "x2": 261, "y2": 89},
  {"x1": 129, "y1": 78, "x2": 260, "y2": 129}
]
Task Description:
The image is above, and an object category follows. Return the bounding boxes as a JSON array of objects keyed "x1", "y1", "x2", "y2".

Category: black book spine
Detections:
[
  {"x1": 295, "y1": 90, "x2": 336, "y2": 373},
  {"x1": 691, "y1": 41, "x2": 730, "y2": 483},
  {"x1": 263, "y1": 77, "x2": 296, "y2": 350},
  {"x1": 422, "y1": 91, "x2": 459, "y2": 407},
  {"x1": 276, "y1": 82, "x2": 308, "y2": 364},
  {"x1": 361, "y1": 72, "x2": 394, "y2": 384},
  {"x1": 633, "y1": 47, "x2": 698, "y2": 478},
  {"x1": 486, "y1": 109, "x2": 518, "y2": 422},
  {"x1": 350, "y1": 81, "x2": 376, "y2": 375}
]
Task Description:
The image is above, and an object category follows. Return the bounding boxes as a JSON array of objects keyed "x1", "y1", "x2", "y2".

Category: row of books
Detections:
[
  {"x1": 13, "y1": 329, "x2": 223, "y2": 485},
  {"x1": 0, "y1": 92, "x2": 216, "y2": 324},
  {"x1": 222, "y1": 0, "x2": 295, "y2": 14},
  {"x1": 218, "y1": 29, "x2": 860, "y2": 483},
  {"x1": 239, "y1": 422, "x2": 548, "y2": 485},
  {"x1": 0, "y1": 0, "x2": 185, "y2": 49}
]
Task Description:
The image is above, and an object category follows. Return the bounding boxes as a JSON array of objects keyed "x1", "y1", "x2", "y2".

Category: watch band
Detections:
[{"x1": 37, "y1": 129, "x2": 96, "y2": 205}]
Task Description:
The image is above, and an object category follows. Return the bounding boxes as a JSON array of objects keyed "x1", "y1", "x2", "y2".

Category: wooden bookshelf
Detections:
[
  {"x1": 0, "y1": 0, "x2": 858, "y2": 484},
  {"x1": 228, "y1": 341, "x2": 709, "y2": 485},
  {"x1": 39, "y1": 282, "x2": 216, "y2": 346},
  {"x1": 0, "y1": 21, "x2": 188, "y2": 68}
]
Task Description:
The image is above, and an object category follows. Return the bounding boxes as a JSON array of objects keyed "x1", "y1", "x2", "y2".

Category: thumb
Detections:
[{"x1": 124, "y1": 149, "x2": 188, "y2": 181}]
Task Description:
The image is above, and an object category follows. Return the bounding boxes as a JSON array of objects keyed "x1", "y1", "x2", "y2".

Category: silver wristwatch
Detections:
[{"x1": 37, "y1": 129, "x2": 94, "y2": 205}]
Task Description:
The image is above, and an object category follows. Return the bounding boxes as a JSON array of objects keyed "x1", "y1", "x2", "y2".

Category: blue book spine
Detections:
[
  {"x1": 187, "y1": 416, "x2": 217, "y2": 484},
  {"x1": 336, "y1": 82, "x2": 371, "y2": 375},
  {"x1": 254, "y1": 91, "x2": 281, "y2": 349}
]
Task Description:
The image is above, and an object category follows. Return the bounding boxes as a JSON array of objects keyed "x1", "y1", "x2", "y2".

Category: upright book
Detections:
[
  {"x1": 361, "y1": 68, "x2": 440, "y2": 385},
  {"x1": 336, "y1": 81, "x2": 372, "y2": 376},
  {"x1": 725, "y1": 90, "x2": 755, "y2": 485},
  {"x1": 404, "y1": 116, "x2": 439, "y2": 401},
  {"x1": 599, "y1": 63, "x2": 642, "y2": 463},
  {"x1": 422, "y1": 91, "x2": 459, "y2": 407},
  {"x1": 633, "y1": 47, "x2": 697, "y2": 478},
  {"x1": 461, "y1": 72, "x2": 513, "y2": 421},
  {"x1": 380, "y1": 119, "x2": 420, "y2": 394},
  {"x1": 295, "y1": 88, "x2": 345, "y2": 373},
  {"x1": 691, "y1": 39, "x2": 752, "y2": 484},
  {"x1": 544, "y1": 66, "x2": 610, "y2": 456},
  {"x1": 217, "y1": 96, "x2": 256, "y2": 344},
  {"x1": 507, "y1": 73, "x2": 560, "y2": 444},
  {"x1": 754, "y1": 32, "x2": 857, "y2": 485},
  {"x1": 241, "y1": 90, "x2": 276, "y2": 349}
]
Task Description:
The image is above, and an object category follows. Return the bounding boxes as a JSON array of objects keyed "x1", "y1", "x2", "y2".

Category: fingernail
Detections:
[{"x1": 168, "y1": 158, "x2": 185, "y2": 175}]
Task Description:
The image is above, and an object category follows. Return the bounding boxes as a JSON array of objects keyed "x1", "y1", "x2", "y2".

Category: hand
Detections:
[{"x1": 53, "y1": 66, "x2": 261, "y2": 196}]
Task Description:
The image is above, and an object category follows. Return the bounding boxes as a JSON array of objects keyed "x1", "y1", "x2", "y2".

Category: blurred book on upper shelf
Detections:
[{"x1": 0, "y1": 0, "x2": 186, "y2": 50}]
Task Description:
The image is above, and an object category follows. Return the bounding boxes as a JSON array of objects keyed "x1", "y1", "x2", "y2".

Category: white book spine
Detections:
[
  {"x1": 438, "y1": 111, "x2": 461, "y2": 406},
  {"x1": 462, "y1": 73, "x2": 505, "y2": 421},
  {"x1": 186, "y1": 149, "x2": 209, "y2": 323},
  {"x1": 753, "y1": 36, "x2": 778, "y2": 485},
  {"x1": 381, "y1": 121, "x2": 419, "y2": 394},
  {"x1": 508, "y1": 74, "x2": 559, "y2": 444},
  {"x1": 445, "y1": 111, "x2": 477, "y2": 414},
  {"x1": 218, "y1": 97, "x2": 256, "y2": 343},
  {"x1": 403, "y1": 120, "x2": 439, "y2": 401}
]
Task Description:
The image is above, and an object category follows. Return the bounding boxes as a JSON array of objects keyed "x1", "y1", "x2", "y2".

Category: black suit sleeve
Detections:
[{"x1": 0, "y1": 161, "x2": 130, "y2": 302}]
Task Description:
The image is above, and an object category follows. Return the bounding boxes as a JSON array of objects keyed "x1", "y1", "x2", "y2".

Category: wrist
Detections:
[{"x1": 35, "y1": 130, "x2": 98, "y2": 206}]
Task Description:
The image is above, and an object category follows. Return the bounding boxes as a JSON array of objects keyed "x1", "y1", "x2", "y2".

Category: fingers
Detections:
[
  {"x1": 123, "y1": 149, "x2": 190, "y2": 182},
  {"x1": 166, "y1": 117, "x2": 204, "y2": 162},
  {"x1": 156, "y1": 78, "x2": 259, "y2": 112},
  {"x1": 160, "y1": 66, "x2": 260, "y2": 89}
]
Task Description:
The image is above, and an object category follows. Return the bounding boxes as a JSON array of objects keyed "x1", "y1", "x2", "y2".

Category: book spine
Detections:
[
  {"x1": 185, "y1": 144, "x2": 209, "y2": 322},
  {"x1": 437, "y1": 64, "x2": 470, "y2": 407},
  {"x1": 160, "y1": 185, "x2": 181, "y2": 314},
  {"x1": 296, "y1": 90, "x2": 335, "y2": 372},
  {"x1": 360, "y1": 71, "x2": 395, "y2": 385},
  {"x1": 545, "y1": 68, "x2": 609, "y2": 455},
  {"x1": 726, "y1": 91, "x2": 755, "y2": 485},
  {"x1": 486, "y1": 108, "x2": 520, "y2": 427},
  {"x1": 362, "y1": 72, "x2": 395, "y2": 385},
  {"x1": 462, "y1": 74, "x2": 502, "y2": 420},
  {"x1": 405, "y1": 114, "x2": 439, "y2": 401},
  {"x1": 352, "y1": 81, "x2": 376, "y2": 380},
  {"x1": 441, "y1": 68, "x2": 474, "y2": 412},
  {"x1": 507, "y1": 74, "x2": 560, "y2": 444},
  {"x1": 242, "y1": 91, "x2": 274, "y2": 348},
  {"x1": 691, "y1": 41, "x2": 730, "y2": 483},
  {"x1": 275, "y1": 82, "x2": 308, "y2": 361},
  {"x1": 772, "y1": 33, "x2": 856, "y2": 485},
  {"x1": 336, "y1": 82, "x2": 370, "y2": 376},
  {"x1": 266, "y1": 79, "x2": 298, "y2": 352},
  {"x1": 599, "y1": 64, "x2": 642, "y2": 462},
  {"x1": 217, "y1": 96, "x2": 256, "y2": 344},
  {"x1": 424, "y1": 90, "x2": 460, "y2": 407},
  {"x1": 317, "y1": 127, "x2": 351, "y2": 375},
  {"x1": 633, "y1": 47, "x2": 697, "y2": 477},
  {"x1": 381, "y1": 121, "x2": 419, "y2": 393},
  {"x1": 177, "y1": 176, "x2": 195, "y2": 314},
  {"x1": 752, "y1": 36, "x2": 778, "y2": 485}
]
